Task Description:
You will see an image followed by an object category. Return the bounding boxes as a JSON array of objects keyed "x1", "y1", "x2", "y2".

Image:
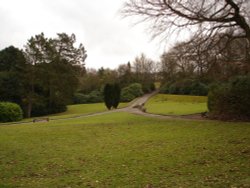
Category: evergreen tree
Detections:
[
  {"x1": 104, "y1": 84, "x2": 113, "y2": 110},
  {"x1": 0, "y1": 46, "x2": 29, "y2": 112},
  {"x1": 113, "y1": 83, "x2": 121, "y2": 109},
  {"x1": 103, "y1": 83, "x2": 121, "y2": 110}
]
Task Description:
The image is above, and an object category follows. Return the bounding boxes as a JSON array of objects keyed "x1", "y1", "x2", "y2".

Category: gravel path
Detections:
[{"x1": 1, "y1": 91, "x2": 207, "y2": 126}]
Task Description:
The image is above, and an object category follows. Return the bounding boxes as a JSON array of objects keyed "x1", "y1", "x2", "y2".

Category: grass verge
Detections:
[
  {"x1": 0, "y1": 112, "x2": 249, "y2": 187},
  {"x1": 145, "y1": 94, "x2": 207, "y2": 115}
]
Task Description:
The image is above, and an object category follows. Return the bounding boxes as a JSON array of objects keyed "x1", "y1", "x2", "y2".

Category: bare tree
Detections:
[{"x1": 122, "y1": 0, "x2": 250, "y2": 41}]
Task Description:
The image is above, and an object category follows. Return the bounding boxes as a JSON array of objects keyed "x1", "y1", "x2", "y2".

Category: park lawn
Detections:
[
  {"x1": 0, "y1": 112, "x2": 249, "y2": 188},
  {"x1": 145, "y1": 94, "x2": 208, "y2": 115},
  {"x1": 48, "y1": 102, "x2": 128, "y2": 120},
  {"x1": 16, "y1": 102, "x2": 128, "y2": 122}
]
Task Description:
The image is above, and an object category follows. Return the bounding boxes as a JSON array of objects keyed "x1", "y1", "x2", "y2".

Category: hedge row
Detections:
[
  {"x1": 160, "y1": 79, "x2": 208, "y2": 96},
  {"x1": 208, "y1": 75, "x2": 250, "y2": 120}
]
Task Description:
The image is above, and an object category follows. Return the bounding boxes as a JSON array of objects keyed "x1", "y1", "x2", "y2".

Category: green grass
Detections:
[
  {"x1": 0, "y1": 113, "x2": 249, "y2": 187},
  {"x1": 48, "y1": 102, "x2": 128, "y2": 119},
  {"x1": 145, "y1": 94, "x2": 208, "y2": 115},
  {"x1": 16, "y1": 102, "x2": 128, "y2": 122}
]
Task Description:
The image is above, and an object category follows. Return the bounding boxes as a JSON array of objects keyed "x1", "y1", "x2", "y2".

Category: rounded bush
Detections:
[
  {"x1": 190, "y1": 82, "x2": 208, "y2": 96},
  {"x1": 208, "y1": 75, "x2": 250, "y2": 120},
  {"x1": 142, "y1": 82, "x2": 155, "y2": 93},
  {"x1": 120, "y1": 83, "x2": 143, "y2": 102},
  {"x1": 0, "y1": 102, "x2": 23, "y2": 122},
  {"x1": 159, "y1": 82, "x2": 172, "y2": 93},
  {"x1": 73, "y1": 90, "x2": 103, "y2": 104},
  {"x1": 121, "y1": 88, "x2": 135, "y2": 102},
  {"x1": 73, "y1": 93, "x2": 89, "y2": 104}
]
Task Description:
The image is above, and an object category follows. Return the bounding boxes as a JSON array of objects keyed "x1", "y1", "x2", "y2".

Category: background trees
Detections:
[
  {"x1": 0, "y1": 33, "x2": 87, "y2": 118},
  {"x1": 23, "y1": 33, "x2": 87, "y2": 117},
  {"x1": 0, "y1": 46, "x2": 29, "y2": 110},
  {"x1": 123, "y1": 0, "x2": 250, "y2": 72}
]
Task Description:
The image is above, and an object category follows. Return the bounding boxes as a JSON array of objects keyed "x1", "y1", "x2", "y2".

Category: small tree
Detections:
[
  {"x1": 113, "y1": 83, "x2": 121, "y2": 109},
  {"x1": 103, "y1": 83, "x2": 121, "y2": 110},
  {"x1": 104, "y1": 84, "x2": 113, "y2": 110}
]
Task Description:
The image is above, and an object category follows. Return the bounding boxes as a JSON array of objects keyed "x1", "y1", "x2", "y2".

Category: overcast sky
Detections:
[{"x1": 0, "y1": 0, "x2": 174, "y2": 69}]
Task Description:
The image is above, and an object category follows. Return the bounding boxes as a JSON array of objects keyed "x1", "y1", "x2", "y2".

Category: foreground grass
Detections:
[
  {"x1": 0, "y1": 113, "x2": 249, "y2": 187},
  {"x1": 145, "y1": 94, "x2": 208, "y2": 115}
]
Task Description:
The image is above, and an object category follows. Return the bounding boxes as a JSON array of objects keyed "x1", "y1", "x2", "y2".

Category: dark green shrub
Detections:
[
  {"x1": 190, "y1": 82, "x2": 208, "y2": 96},
  {"x1": 120, "y1": 83, "x2": 143, "y2": 102},
  {"x1": 0, "y1": 102, "x2": 23, "y2": 122},
  {"x1": 128, "y1": 83, "x2": 144, "y2": 97},
  {"x1": 161, "y1": 79, "x2": 208, "y2": 96},
  {"x1": 150, "y1": 82, "x2": 156, "y2": 91},
  {"x1": 160, "y1": 82, "x2": 172, "y2": 93},
  {"x1": 104, "y1": 84, "x2": 113, "y2": 110},
  {"x1": 31, "y1": 99, "x2": 67, "y2": 116},
  {"x1": 113, "y1": 83, "x2": 121, "y2": 108},
  {"x1": 208, "y1": 75, "x2": 250, "y2": 120},
  {"x1": 121, "y1": 88, "x2": 135, "y2": 102},
  {"x1": 73, "y1": 93, "x2": 89, "y2": 104},
  {"x1": 73, "y1": 90, "x2": 103, "y2": 104},
  {"x1": 88, "y1": 90, "x2": 103, "y2": 103},
  {"x1": 142, "y1": 82, "x2": 156, "y2": 93},
  {"x1": 103, "y1": 83, "x2": 121, "y2": 109}
]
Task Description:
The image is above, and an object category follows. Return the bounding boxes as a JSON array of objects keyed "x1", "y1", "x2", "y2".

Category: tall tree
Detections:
[
  {"x1": 123, "y1": 0, "x2": 250, "y2": 71},
  {"x1": 123, "y1": 0, "x2": 250, "y2": 40},
  {"x1": 24, "y1": 33, "x2": 87, "y2": 117},
  {"x1": 0, "y1": 46, "x2": 28, "y2": 110}
]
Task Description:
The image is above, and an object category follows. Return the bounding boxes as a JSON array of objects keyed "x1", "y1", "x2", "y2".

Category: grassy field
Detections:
[
  {"x1": 17, "y1": 102, "x2": 128, "y2": 122},
  {"x1": 145, "y1": 94, "x2": 208, "y2": 115},
  {"x1": 0, "y1": 112, "x2": 249, "y2": 187},
  {"x1": 48, "y1": 102, "x2": 128, "y2": 119}
]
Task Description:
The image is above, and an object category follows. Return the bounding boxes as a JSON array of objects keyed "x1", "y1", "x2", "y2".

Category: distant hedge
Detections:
[
  {"x1": 0, "y1": 102, "x2": 23, "y2": 122},
  {"x1": 160, "y1": 79, "x2": 208, "y2": 96},
  {"x1": 208, "y1": 75, "x2": 250, "y2": 121},
  {"x1": 73, "y1": 90, "x2": 103, "y2": 104}
]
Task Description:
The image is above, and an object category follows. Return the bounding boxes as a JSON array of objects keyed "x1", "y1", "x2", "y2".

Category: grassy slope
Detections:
[
  {"x1": 48, "y1": 102, "x2": 128, "y2": 119},
  {"x1": 145, "y1": 94, "x2": 208, "y2": 115},
  {"x1": 17, "y1": 102, "x2": 128, "y2": 122},
  {"x1": 0, "y1": 113, "x2": 249, "y2": 188}
]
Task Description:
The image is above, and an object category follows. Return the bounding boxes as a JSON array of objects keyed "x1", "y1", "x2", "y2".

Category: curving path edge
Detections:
[{"x1": 1, "y1": 91, "x2": 208, "y2": 126}]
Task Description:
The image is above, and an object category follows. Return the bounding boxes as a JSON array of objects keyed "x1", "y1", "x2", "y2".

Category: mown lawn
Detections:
[
  {"x1": 48, "y1": 102, "x2": 128, "y2": 119},
  {"x1": 0, "y1": 112, "x2": 249, "y2": 187},
  {"x1": 145, "y1": 94, "x2": 208, "y2": 115},
  {"x1": 18, "y1": 102, "x2": 128, "y2": 122}
]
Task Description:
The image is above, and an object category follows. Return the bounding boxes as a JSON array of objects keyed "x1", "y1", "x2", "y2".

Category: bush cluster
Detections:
[
  {"x1": 121, "y1": 83, "x2": 144, "y2": 102},
  {"x1": 142, "y1": 82, "x2": 156, "y2": 93},
  {"x1": 0, "y1": 102, "x2": 23, "y2": 122},
  {"x1": 160, "y1": 79, "x2": 208, "y2": 96},
  {"x1": 208, "y1": 75, "x2": 250, "y2": 120},
  {"x1": 73, "y1": 90, "x2": 103, "y2": 104}
]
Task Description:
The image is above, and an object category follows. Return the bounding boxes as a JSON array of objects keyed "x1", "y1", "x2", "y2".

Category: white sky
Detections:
[{"x1": 0, "y1": 0, "x2": 179, "y2": 69}]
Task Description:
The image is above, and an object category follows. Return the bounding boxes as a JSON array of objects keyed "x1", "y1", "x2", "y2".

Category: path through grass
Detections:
[{"x1": 0, "y1": 112, "x2": 249, "y2": 187}]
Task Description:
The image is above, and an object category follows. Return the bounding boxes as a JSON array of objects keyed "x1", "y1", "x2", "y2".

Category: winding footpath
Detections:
[{"x1": 1, "y1": 91, "x2": 207, "y2": 126}]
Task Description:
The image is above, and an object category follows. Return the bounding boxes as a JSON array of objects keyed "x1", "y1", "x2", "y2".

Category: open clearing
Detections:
[
  {"x1": 0, "y1": 112, "x2": 249, "y2": 188},
  {"x1": 145, "y1": 94, "x2": 208, "y2": 115}
]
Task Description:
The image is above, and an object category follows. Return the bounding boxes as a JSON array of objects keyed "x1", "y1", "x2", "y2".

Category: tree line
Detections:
[
  {"x1": 122, "y1": 0, "x2": 250, "y2": 120},
  {"x1": 0, "y1": 33, "x2": 86, "y2": 118}
]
